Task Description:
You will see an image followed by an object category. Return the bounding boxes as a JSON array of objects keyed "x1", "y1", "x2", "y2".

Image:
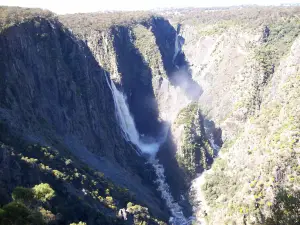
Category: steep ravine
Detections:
[
  {"x1": 1, "y1": 6, "x2": 300, "y2": 225},
  {"x1": 61, "y1": 14, "x2": 204, "y2": 205},
  {"x1": 0, "y1": 14, "x2": 170, "y2": 224},
  {"x1": 0, "y1": 8, "x2": 208, "y2": 225}
]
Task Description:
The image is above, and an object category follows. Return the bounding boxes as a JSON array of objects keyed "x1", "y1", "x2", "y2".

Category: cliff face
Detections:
[
  {"x1": 171, "y1": 7, "x2": 300, "y2": 224},
  {"x1": 61, "y1": 15, "x2": 203, "y2": 204},
  {"x1": 1, "y1": 6, "x2": 300, "y2": 225},
  {"x1": 0, "y1": 12, "x2": 169, "y2": 224},
  {"x1": 0, "y1": 8, "x2": 203, "y2": 224}
]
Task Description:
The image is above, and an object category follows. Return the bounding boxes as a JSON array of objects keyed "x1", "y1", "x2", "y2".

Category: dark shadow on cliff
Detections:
[
  {"x1": 144, "y1": 18, "x2": 202, "y2": 101},
  {"x1": 157, "y1": 128, "x2": 194, "y2": 217},
  {"x1": 0, "y1": 18, "x2": 169, "y2": 221},
  {"x1": 198, "y1": 116, "x2": 223, "y2": 173},
  {"x1": 111, "y1": 26, "x2": 163, "y2": 138},
  {"x1": 111, "y1": 24, "x2": 196, "y2": 218}
]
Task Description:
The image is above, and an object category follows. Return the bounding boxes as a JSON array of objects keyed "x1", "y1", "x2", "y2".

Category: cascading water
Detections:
[
  {"x1": 104, "y1": 73, "x2": 139, "y2": 147},
  {"x1": 173, "y1": 33, "x2": 180, "y2": 63},
  {"x1": 104, "y1": 73, "x2": 190, "y2": 224}
]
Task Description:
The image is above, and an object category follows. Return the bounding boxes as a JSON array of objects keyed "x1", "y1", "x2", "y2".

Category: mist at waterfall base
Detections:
[{"x1": 105, "y1": 74, "x2": 192, "y2": 224}]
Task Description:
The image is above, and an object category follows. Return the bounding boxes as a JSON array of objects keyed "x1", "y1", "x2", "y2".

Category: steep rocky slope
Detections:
[
  {"x1": 0, "y1": 7, "x2": 169, "y2": 224},
  {"x1": 1, "y1": 5, "x2": 300, "y2": 225},
  {"x1": 169, "y1": 6, "x2": 300, "y2": 225},
  {"x1": 60, "y1": 13, "x2": 202, "y2": 204}
]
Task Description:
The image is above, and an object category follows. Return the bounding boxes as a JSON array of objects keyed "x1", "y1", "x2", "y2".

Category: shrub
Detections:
[
  {"x1": 33, "y1": 183, "x2": 55, "y2": 203},
  {"x1": 52, "y1": 169, "x2": 65, "y2": 180},
  {"x1": 127, "y1": 202, "x2": 133, "y2": 208},
  {"x1": 266, "y1": 189, "x2": 300, "y2": 225},
  {"x1": 0, "y1": 202, "x2": 36, "y2": 225},
  {"x1": 12, "y1": 187, "x2": 34, "y2": 204},
  {"x1": 39, "y1": 207, "x2": 56, "y2": 223},
  {"x1": 70, "y1": 222, "x2": 87, "y2": 225}
]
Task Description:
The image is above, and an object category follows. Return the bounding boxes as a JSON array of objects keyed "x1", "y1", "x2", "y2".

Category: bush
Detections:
[
  {"x1": 70, "y1": 222, "x2": 87, "y2": 225},
  {"x1": 33, "y1": 183, "x2": 55, "y2": 203},
  {"x1": 127, "y1": 202, "x2": 133, "y2": 208},
  {"x1": 12, "y1": 187, "x2": 34, "y2": 204},
  {"x1": 39, "y1": 207, "x2": 56, "y2": 223},
  {"x1": 0, "y1": 205, "x2": 45, "y2": 225},
  {"x1": 266, "y1": 189, "x2": 300, "y2": 225}
]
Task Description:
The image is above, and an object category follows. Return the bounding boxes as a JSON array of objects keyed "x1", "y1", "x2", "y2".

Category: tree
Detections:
[
  {"x1": 0, "y1": 201, "x2": 45, "y2": 225},
  {"x1": 0, "y1": 202, "x2": 30, "y2": 225},
  {"x1": 266, "y1": 189, "x2": 300, "y2": 225},
  {"x1": 12, "y1": 187, "x2": 34, "y2": 204},
  {"x1": 33, "y1": 183, "x2": 55, "y2": 203}
]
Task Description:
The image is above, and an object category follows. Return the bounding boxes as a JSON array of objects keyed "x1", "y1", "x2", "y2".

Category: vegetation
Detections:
[
  {"x1": 126, "y1": 203, "x2": 167, "y2": 225},
  {"x1": 132, "y1": 24, "x2": 167, "y2": 79},
  {"x1": 33, "y1": 183, "x2": 55, "y2": 203},
  {"x1": 266, "y1": 189, "x2": 300, "y2": 225},
  {"x1": 164, "y1": 6, "x2": 300, "y2": 29},
  {"x1": 12, "y1": 187, "x2": 34, "y2": 204},
  {"x1": 201, "y1": 42, "x2": 300, "y2": 224},
  {"x1": 59, "y1": 11, "x2": 155, "y2": 34},
  {"x1": 1, "y1": 5, "x2": 300, "y2": 225},
  {"x1": 70, "y1": 222, "x2": 87, "y2": 225},
  {"x1": 0, "y1": 6, "x2": 54, "y2": 32},
  {"x1": 0, "y1": 121, "x2": 166, "y2": 224},
  {"x1": 174, "y1": 103, "x2": 214, "y2": 179},
  {"x1": 0, "y1": 184, "x2": 55, "y2": 225},
  {"x1": 254, "y1": 18, "x2": 300, "y2": 83}
]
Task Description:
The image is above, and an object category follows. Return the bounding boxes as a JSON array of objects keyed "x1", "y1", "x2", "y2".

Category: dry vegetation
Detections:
[
  {"x1": 0, "y1": 6, "x2": 54, "y2": 31},
  {"x1": 162, "y1": 6, "x2": 300, "y2": 27},
  {"x1": 59, "y1": 11, "x2": 156, "y2": 34}
]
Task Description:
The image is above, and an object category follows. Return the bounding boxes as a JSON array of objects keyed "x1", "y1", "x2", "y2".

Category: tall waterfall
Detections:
[
  {"x1": 104, "y1": 73, "x2": 190, "y2": 224},
  {"x1": 173, "y1": 33, "x2": 180, "y2": 63}
]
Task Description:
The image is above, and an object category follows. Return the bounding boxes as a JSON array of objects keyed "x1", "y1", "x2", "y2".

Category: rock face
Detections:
[
  {"x1": 61, "y1": 14, "x2": 203, "y2": 204},
  {"x1": 0, "y1": 8, "x2": 203, "y2": 224},
  {"x1": 1, "y1": 6, "x2": 300, "y2": 225},
  {"x1": 171, "y1": 7, "x2": 300, "y2": 225},
  {"x1": 0, "y1": 14, "x2": 169, "y2": 224}
]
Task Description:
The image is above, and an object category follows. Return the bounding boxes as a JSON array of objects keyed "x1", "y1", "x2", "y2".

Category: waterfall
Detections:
[
  {"x1": 104, "y1": 73, "x2": 190, "y2": 224},
  {"x1": 104, "y1": 73, "x2": 141, "y2": 151},
  {"x1": 173, "y1": 33, "x2": 180, "y2": 63}
]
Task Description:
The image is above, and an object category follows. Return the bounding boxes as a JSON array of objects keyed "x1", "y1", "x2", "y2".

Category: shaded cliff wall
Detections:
[{"x1": 0, "y1": 16, "x2": 169, "y2": 221}]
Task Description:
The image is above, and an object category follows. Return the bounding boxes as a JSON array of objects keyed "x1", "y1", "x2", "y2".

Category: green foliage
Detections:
[
  {"x1": 0, "y1": 201, "x2": 45, "y2": 225},
  {"x1": 52, "y1": 169, "x2": 65, "y2": 180},
  {"x1": 65, "y1": 159, "x2": 72, "y2": 165},
  {"x1": 12, "y1": 187, "x2": 34, "y2": 204},
  {"x1": 0, "y1": 6, "x2": 54, "y2": 32},
  {"x1": 175, "y1": 103, "x2": 198, "y2": 126},
  {"x1": 59, "y1": 11, "x2": 154, "y2": 34},
  {"x1": 127, "y1": 202, "x2": 133, "y2": 208},
  {"x1": 70, "y1": 222, "x2": 87, "y2": 225},
  {"x1": 255, "y1": 19, "x2": 300, "y2": 83},
  {"x1": 33, "y1": 183, "x2": 55, "y2": 203},
  {"x1": 126, "y1": 203, "x2": 167, "y2": 225},
  {"x1": 132, "y1": 24, "x2": 167, "y2": 79},
  {"x1": 21, "y1": 156, "x2": 38, "y2": 164},
  {"x1": 175, "y1": 103, "x2": 214, "y2": 179},
  {"x1": 266, "y1": 189, "x2": 300, "y2": 225},
  {"x1": 38, "y1": 207, "x2": 55, "y2": 223},
  {"x1": 0, "y1": 202, "x2": 30, "y2": 225}
]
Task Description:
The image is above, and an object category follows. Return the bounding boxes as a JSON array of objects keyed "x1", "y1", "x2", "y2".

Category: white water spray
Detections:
[
  {"x1": 104, "y1": 73, "x2": 190, "y2": 224},
  {"x1": 173, "y1": 34, "x2": 180, "y2": 63}
]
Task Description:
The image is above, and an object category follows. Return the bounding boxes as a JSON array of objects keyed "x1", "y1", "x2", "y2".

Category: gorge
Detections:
[{"x1": 0, "y1": 5, "x2": 300, "y2": 225}]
